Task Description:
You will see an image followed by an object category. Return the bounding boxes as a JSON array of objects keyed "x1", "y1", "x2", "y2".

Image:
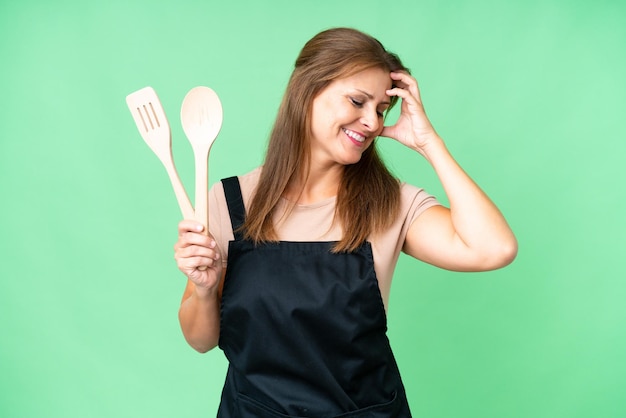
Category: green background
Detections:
[{"x1": 1, "y1": 0, "x2": 625, "y2": 417}]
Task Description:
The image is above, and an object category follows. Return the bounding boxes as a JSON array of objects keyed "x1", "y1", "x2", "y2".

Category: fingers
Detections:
[
  {"x1": 175, "y1": 238, "x2": 221, "y2": 272},
  {"x1": 175, "y1": 220, "x2": 221, "y2": 272},
  {"x1": 176, "y1": 220, "x2": 217, "y2": 250},
  {"x1": 177, "y1": 229, "x2": 213, "y2": 248},
  {"x1": 387, "y1": 72, "x2": 427, "y2": 117},
  {"x1": 389, "y1": 71, "x2": 421, "y2": 102},
  {"x1": 383, "y1": 72, "x2": 437, "y2": 150},
  {"x1": 386, "y1": 85, "x2": 423, "y2": 116},
  {"x1": 176, "y1": 239, "x2": 219, "y2": 260},
  {"x1": 178, "y1": 252, "x2": 221, "y2": 271},
  {"x1": 178, "y1": 219, "x2": 204, "y2": 236}
]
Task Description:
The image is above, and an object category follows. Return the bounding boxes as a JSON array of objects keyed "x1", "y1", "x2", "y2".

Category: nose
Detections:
[{"x1": 360, "y1": 108, "x2": 380, "y2": 133}]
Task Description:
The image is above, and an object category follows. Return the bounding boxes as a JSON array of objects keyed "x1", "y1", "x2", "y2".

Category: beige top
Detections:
[{"x1": 208, "y1": 167, "x2": 440, "y2": 308}]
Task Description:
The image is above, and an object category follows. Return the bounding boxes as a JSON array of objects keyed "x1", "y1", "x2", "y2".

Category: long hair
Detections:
[{"x1": 243, "y1": 27, "x2": 409, "y2": 252}]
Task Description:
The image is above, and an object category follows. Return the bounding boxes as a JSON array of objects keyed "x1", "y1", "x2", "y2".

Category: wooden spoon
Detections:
[{"x1": 180, "y1": 86, "x2": 223, "y2": 236}]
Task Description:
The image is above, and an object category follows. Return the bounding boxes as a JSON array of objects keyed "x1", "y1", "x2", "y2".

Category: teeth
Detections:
[{"x1": 343, "y1": 128, "x2": 365, "y2": 142}]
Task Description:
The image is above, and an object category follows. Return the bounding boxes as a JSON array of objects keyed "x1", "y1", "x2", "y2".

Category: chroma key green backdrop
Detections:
[{"x1": 1, "y1": 0, "x2": 625, "y2": 417}]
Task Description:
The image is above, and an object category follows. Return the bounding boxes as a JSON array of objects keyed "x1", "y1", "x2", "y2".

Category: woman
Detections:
[{"x1": 174, "y1": 28, "x2": 517, "y2": 417}]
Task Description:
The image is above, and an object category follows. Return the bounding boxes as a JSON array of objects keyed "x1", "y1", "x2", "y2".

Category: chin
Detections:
[{"x1": 340, "y1": 154, "x2": 364, "y2": 166}]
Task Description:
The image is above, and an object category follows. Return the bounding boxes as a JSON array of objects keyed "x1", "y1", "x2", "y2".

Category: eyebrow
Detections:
[{"x1": 356, "y1": 89, "x2": 391, "y2": 106}]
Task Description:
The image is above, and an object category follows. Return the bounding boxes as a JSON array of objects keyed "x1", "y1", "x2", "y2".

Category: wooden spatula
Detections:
[{"x1": 126, "y1": 87, "x2": 194, "y2": 220}]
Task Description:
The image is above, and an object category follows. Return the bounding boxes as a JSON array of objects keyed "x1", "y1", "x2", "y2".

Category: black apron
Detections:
[{"x1": 217, "y1": 176, "x2": 412, "y2": 417}]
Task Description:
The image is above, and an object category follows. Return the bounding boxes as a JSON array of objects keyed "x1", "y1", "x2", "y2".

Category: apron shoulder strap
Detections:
[{"x1": 221, "y1": 176, "x2": 246, "y2": 241}]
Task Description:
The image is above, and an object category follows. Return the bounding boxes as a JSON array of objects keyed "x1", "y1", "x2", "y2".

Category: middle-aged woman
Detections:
[{"x1": 174, "y1": 27, "x2": 518, "y2": 417}]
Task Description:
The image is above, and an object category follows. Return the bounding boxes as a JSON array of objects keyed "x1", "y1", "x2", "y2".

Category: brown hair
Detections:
[{"x1": 243, "y1": 27, "x2": 409, "y2": 252}]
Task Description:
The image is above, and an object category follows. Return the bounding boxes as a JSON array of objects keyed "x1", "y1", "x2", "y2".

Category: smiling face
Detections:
[{"x1": 308, "y1": 67, "x2": 392, "y2": 168}]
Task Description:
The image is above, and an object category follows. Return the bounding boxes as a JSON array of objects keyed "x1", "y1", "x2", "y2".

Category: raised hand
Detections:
[{"x1": 381, "y1": 71, "x2": 441, "y2": 157}]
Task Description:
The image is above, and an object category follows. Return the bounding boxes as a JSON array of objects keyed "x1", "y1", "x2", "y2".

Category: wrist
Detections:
[
  {"x1": 415, "y1": 134, "x2": 446, "y2": 162},
  {"x1": 193, "y1": 282, "x2": 219, "y2": 300}
]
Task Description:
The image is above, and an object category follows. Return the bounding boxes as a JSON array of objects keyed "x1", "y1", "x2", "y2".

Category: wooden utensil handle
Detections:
[
  {"x1": 193, "y1": 149, "x2": 209, "y2": 233},
  {"x1": 193, "y1": 147, "x2": 209, "y2": 271},
  {"x1": 164, "y1": 163, "x2": 194, "y2": 220}
]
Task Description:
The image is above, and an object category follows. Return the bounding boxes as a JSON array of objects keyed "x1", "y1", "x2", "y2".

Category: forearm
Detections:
[
  {"x1": 178, "y1": 283, "x2": 221, "y2": 353},
  {"x1": 422, "y1": 136, "x2": 518, "y2": 263}
]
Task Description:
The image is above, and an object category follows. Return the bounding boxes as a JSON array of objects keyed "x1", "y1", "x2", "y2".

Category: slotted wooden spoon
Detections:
[
  {"x1": 180, "y1": 86, "x2": 223, "y2": 235},
  {"x1": 126, "y1": 87, "x2": 194, "y2": 220}
]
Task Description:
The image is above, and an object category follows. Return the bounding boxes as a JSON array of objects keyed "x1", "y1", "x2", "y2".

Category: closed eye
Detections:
[
  {"x1": 350, "y1": 97, "x2": 385, "y2": 118},
  {"x1": 350, "y1": 97, "x2": 363, "y2": 107}
]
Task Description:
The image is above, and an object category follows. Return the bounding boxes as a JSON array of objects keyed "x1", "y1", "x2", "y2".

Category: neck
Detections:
[{"x1": 285, "y1": 162, "x2": 343, "y2": 205}]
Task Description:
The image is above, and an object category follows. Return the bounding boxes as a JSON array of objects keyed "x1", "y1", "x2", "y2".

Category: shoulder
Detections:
[
  {"x1": 398, "y1": 182, "x2": 441, "y2": 217},
  {"x1": 207, "y1": 167, "x2": 263, "y2": 265},
  {"x1": 238, "y1": 167, "x2": 262, "y2": 199},
  {"x1": 210, "y1": 167, "x2": 262, "y2": 202},
  {"x1": 369, "y1": 181, "x2": 440, "y2": 249}
]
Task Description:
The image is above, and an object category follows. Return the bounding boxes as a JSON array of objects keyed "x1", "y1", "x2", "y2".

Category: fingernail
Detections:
[{"x1": 195, "y1": 224, "x2": 203, "y2": 232}]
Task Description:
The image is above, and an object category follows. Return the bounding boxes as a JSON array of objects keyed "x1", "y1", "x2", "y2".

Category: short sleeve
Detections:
[
  {"x1": 368, "y1": 182, "x2": 441, "y2": 304},
  {"x1": 401, "y1": 182, "x2": 441, "y2": 233}
]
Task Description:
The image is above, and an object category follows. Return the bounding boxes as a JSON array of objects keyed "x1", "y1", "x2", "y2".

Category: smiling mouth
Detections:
[{"x1": 343, "y1": 128, "x2": 366, "y2": 143}]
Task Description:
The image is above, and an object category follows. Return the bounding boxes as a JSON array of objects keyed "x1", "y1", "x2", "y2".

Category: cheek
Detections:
[
  {"x1": 333, "y1": 105, "x2": 358, "y2": 126},
  {"x1": 315, "y1": 108, "x2": 343, "y2": 132},
  {"x1": 309, "y1": 112, "x2": 336, "y2": 142}
]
